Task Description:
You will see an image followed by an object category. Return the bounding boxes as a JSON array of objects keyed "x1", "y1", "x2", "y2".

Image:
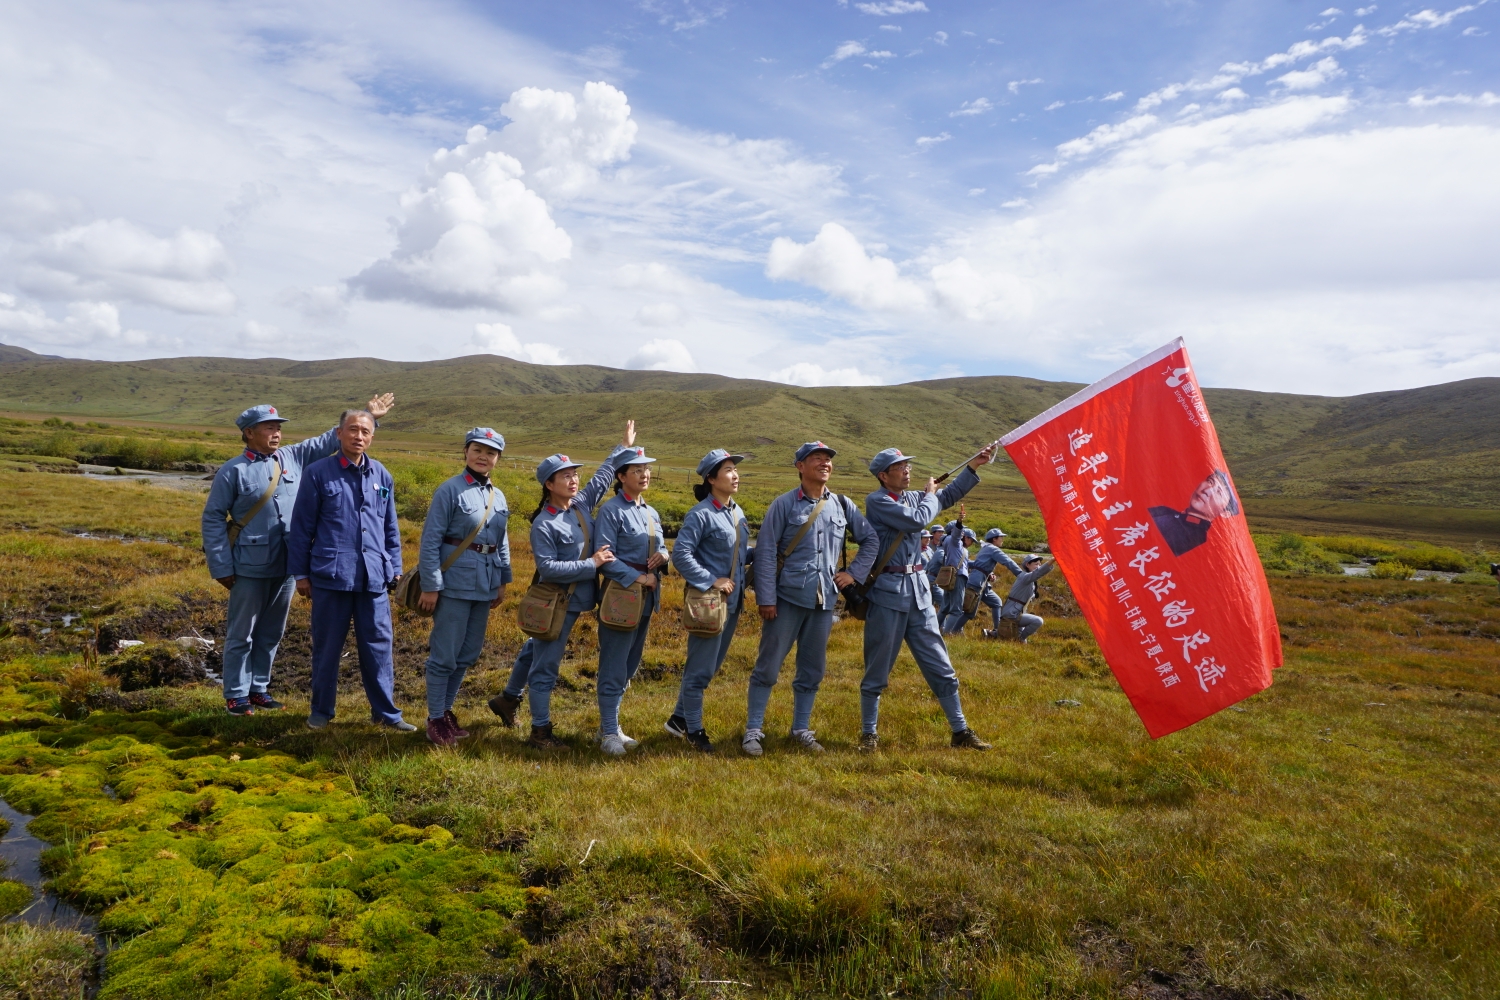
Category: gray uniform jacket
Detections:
[
  {"x1": 752, "y1": 487, "x2": 878, "y2": 610},
  {"x1": 201, "y1": 426, "x2": 341, "y2": 580},
  {"x1": 595, "y1": 492, "x2": 671, "y2": 612},
  {"x1": 940, "y1": 529, "x2": 970, "y2": 580},
  {"x1": 863, "y1": 467, "x2": 980, "y2": 613},
  {"x1": 530, "y1": 446, "x2": 631, "y2": 613},
  {"x1": 966, "y1": 542, "x2": 1024, "y2": 590},
  {"x1": 418, "y1": 470, "x2": 511, "y2": 601},
  {"x1": 1002, "y1": 561, "x2": 1056, "y2": 615},
  {"x1": 671, "y1": 495, "x2": 752, "y2": 615}
]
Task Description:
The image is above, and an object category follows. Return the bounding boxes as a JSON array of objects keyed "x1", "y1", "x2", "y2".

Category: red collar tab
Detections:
[
  {"x1": 888, "y1": 491, "x2": 899, "y2": 500},
  {"x1": 339, "y1": 454, "x2": 364, "y2": 469},
  {"x1": 464, "y1": 472, "x2": 476, "y2": 485},
  {"x1": 546, "y1": 505, "x2": 558, "y2": 515},
  {"x1": 1185, "y1": 513, "x2": 1206, "y2": 525}
]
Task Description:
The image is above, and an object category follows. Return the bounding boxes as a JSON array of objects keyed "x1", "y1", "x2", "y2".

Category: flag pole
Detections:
[{"x1": 933, "y1": 439, "x2": 1001, "y2": 484}]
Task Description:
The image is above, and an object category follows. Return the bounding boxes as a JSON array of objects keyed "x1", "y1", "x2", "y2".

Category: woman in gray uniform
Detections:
[
  {"x1": 665, "y1": 449, "x2": 751, "y2": 753},
  {"x1": 416, "y1": 427, "x2": 510, "y2": 746},
  {"x1": 592, "y1": 447, "x2": 669, "y2": 756},
  {"x1": 487, "y1": 421, "x2": 636, "y2": 748}
]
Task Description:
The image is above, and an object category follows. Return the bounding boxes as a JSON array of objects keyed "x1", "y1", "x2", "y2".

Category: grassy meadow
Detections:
[{"x1": 0, "y1": 417, "x2": 1496, "y2": 999}]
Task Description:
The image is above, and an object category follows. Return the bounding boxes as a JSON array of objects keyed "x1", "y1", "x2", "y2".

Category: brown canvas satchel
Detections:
[
  {"x1": 934, "y1": 564, "x2": 958, "y2": 590},
  {"x1": 962, "y1": 583, "x2": 982, "y2": 615},
  {"x1": 226, "y1": 460, "x2": 282, "y2": 547},
  {"x1": 599, "y1": 512, "x2": 659, "y2": 632},
  {"x1": 517, "y1": 508, "x2": 587, "y2": 641},
  {"x1": 397, "y1": 484, "x2": 497, "y2": 617},
  {"x1": 681, "y1": 507, "x2": 743, "y2": 637}
]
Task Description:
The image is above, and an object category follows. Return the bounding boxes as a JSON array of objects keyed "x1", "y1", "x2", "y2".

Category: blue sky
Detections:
[{"x1": 0, "y1": 0, "x2": 1497, "y2": 394}]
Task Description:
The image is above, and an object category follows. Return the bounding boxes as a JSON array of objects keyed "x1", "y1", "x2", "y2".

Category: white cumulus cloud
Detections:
[
  {"x1": 472, "y1": 321, "x2": 569, "y2": 365},
  {"x1": 823, "y1": 41, "x2": 866, "y2": 66},
  {"x1": 487, "y1": 82, "x2": 637, "y2": 199},
  {"x1": 21, "y1": 219, "x2": 235, "y2": 315},
  {"x1": 766, "y1": 222, "x2": 927, "y2": 311},
  {"x1": 626, "y1": 337, "x2": 696, "y2": 371},
  {"x1": 771, "y1": 362, "x2": 883, "y2": 386},
  {"x1": 1275, "y1": 56, "x2": 1345, "y2": 90},
  {"x1": 854, "y1": 1, "x2": 928, "y2": 14},
  {"x1": 950, "y1": 98, "x2": 994, "y2": 117}
]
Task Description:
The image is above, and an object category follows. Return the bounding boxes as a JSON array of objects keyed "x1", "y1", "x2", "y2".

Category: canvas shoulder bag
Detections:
[
  {"x1": 517, "y1": 508, "x2": 587, "y2": 641},
  {"x1": 841, "y1": 500, "x2": 905, "y2": 622},
  {"x1": 934, "y1": 562, "x2": 958, "y2": 590},
  {"x1": 598, "y1": 509, "x2": 657, "y2": 632},
  {"x1": 226, "y1": 460, "x2": 282, "y2": 546},
  {"x1": 682, "y1": 507, "x2": 742, "y2": 637},
  {"x1": 398, "y1": 483, "x2": 496, "y2": 617},
  {"x1": 962, "y1": 583, "x2": 982, "y2": 615}
]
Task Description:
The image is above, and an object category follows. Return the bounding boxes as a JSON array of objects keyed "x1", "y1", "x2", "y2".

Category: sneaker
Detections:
[
  {"x1": 305, "y1": 714, "x2": 331, "y2": 730},
  {"x1": 443, "y1": 710, "x2": 470, "y2": 739},
  {"x1": 951, "y1": 728, "x2": 992, "y2": 751},
  {"x1": 380, "y1": 719, "x2": 418, "y2": 733},
  {"x1": 857, "y1": 732, "x2": 879, "y2": 753},
  {"x1": 488, "y1": 692, "x2": 522, "y2": 727},
  {"x1": 248, "y1": 692, "x2": 284, "y2": 710},
  {"x1": 789, "y1": 729, "x2": 825, "y2": 753},
  {"x1": 528, "y1": 723, "x2": 565, "y2": 749},
  {"x1": 741, "y1": 729, "x2": 765, "y2": 757},
  {"x1": 685, "y1": 729, "x2": 714, "y2": 753},
  {"x1": 426, "y1": 717, "x2": 457, "y2": 747},
  {"x1": 663, "y1": 715, "x2": 689, "y2": 740},
  {"x1": 226, "y1": 698, "x2": 254, "y2": 717},
  {"x1": 618, "y1": 730, "x2": 639, "y2": 750},
  {"x1": 600, "y1": 732, "x2": 627, "y2": 757}
]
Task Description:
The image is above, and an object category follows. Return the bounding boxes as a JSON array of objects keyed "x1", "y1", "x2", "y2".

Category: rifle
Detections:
[{"x1": 933, "y1": 439, "x2": 1000, "y2": 484}]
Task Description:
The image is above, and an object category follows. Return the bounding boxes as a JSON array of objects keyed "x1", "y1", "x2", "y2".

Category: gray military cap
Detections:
[
  {"x1": 867, "y1": 447, "x2": 915, "y2": 476},
  {"x1": 465, "y1": 427, "x2": 505, "y2": 452},
  {"x1": 235, "y1": 404, "x2": 289, "y2": 430}
]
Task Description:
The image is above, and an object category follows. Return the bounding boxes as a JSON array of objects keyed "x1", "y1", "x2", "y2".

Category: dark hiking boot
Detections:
[
  {"x1": 444, "y1": 709, "x2": 470, "y2": 739},
  {"x1": 226, "y1": 697, "x2": 254, "y2": 717},
  {"x1": 489, "y1": 692, "x2": 522, "y2": 727},
  {"x1": 685, "y1": 729, "x2": 714, "y2": 753},
  {"x1": 857, "y1": 732, "x2": 879, "y2": 753},
  {"x1": 248, "y1": 692, "x2": 284, "y2": 710},
  {"x1": 427, "y1": 716, "x2": 457, "y2": 747},
  {"x1": 528, "y1": 723, "x2": 565, "y2": 749},
  {"x1": 951, "y1": 728, "x2": 992, "y2": 751}
]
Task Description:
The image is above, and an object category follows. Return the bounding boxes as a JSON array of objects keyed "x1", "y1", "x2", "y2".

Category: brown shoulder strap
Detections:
[
  {"x1": 227, "y1": 461, "x2": 282, "y2": 545},
  {"x1": 779, "y1": 494, "x2": 828, "y2": 571},
  {"x1": 440, "y1": 484, "x2": 497, "y2": 574}
]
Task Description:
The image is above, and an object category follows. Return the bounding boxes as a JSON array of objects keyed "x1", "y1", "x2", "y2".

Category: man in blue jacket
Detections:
[
  {"x1": 743, "y1": 441, "x2": 879, "y2": 756},
  {"x1": 201, "y1": 394, "x2": 394, "y2": 716},
  {"x1": 287, "y1": 409, "x2": 413, "y2": 731},
  {"x1": 859, "y1": 446, "x2": 996, "y2": 752}
]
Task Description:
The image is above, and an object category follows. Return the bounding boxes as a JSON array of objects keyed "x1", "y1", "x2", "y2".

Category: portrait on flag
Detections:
[{"x1": 1000, "y1": 339, "x2": 1282, "y2": 738}]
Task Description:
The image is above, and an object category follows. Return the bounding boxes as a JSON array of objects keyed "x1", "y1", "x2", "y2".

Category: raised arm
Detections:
[
  {"x1": 994, "y1": 549, "x2": 1025, "y2": 577},
  {"x1": 279, "y1": 425, "x2": 341, "y2": 467},
  {"x1": 865, "y1": 489, "x2": 939, "y2": 533},
  {"x1": 935, "y1": 465, "x2": 981, "y2": 511}
]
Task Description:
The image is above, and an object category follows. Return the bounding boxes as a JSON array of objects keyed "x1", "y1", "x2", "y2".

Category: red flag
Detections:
[{"x1": 1000, "y1": 339, "x2": 1281, "y2": 737}]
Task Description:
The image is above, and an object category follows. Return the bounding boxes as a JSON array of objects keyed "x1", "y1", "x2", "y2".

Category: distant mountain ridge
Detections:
[{"x1": 1, "y1": 347, "x2": 1495, "y2": 508}]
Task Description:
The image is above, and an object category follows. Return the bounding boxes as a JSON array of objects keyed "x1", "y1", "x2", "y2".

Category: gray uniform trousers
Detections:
[
  {"x1": 503, "y1": 610, "x2": 581, "y2": 728},
  {"x1": 221, "y1": 575, "x2": 296, "y2": 700},
  {"x1": 597, "y1": 604, "x2": 655, "y2": 736},
  {"x1": 1001, "y1": 599, "x2": 1045, "y2": 640},
  {"x1": 860, "y1": 598, "x2": 967, "y2": 734},
  {"x1": 746, "y1": 602, "x2": 835, "y2": 735},
  {"x1": 940, "y1": 577, "x2": 968, "y2": 633},
  {"x1": 945, "y1": 585, "x2": 1003, "y2": 634},
  {"x1": 424, "y1": 596, "x2": 491, "y2": 720},
  {"x1": 673, "y1": 605, "x2": 742, "y2": 733}
]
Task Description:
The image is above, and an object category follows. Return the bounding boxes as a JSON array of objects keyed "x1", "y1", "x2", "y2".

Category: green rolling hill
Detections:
[{"x1": 1, "y1": 344, "x2": 1497, "y2": 520}]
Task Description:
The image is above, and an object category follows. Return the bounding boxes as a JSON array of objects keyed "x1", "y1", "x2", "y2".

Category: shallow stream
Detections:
[{"x1": 0, "y1": 796, "x2": 100, "y2": 937}]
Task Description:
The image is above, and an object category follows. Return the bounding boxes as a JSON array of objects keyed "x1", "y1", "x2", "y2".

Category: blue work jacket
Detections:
[
  {"x1": 1003, "y1": 561, "x2": 1055, "y2": 612},
  {"x1": 200, "y1": 426, "x2": 341, "y2": 579},
  {"x1": 671, "y1": 495, "x2": 752, "y2": 615},
  {"x1": 418, "y1": 470, "x2": 511, "y2": 601},
  {"x1": 287, "y1": 453, "x2": 401, "y2": 592},
  {"x1": 966, "y1": 542, "x2": 1024, "y2": 590},
  {"x1": 595, "y1": 491, "x2": 670, "y2": 612},
  {"x1": 751, "y1": 487, "x2": 878, "y2": 611},
  {"x1": 863, "y1": 467, "x2": 980, "y2": 612},
  {"x1": 530, "y1": 445, "x2": 630, "y2": 613}
]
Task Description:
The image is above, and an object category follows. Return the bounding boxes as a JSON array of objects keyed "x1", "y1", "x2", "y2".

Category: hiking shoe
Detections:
[
  {"x1": 685, "y1": 729, "x2": 714, "y2": 753},
  {"x1": 443, "y1": 710, "x2": 470, "y2": 739},
  {"x1": 380, "y1": 719, "x2": 418, "y2": 733},
  {"x1": 248, "y1": 692, "x2": 284, "y2": 710},
  {"x1": 488, "y1": 692, "x2": 522, "y2": 727},
  {"x1": 528, "y1": 723, "x2": 565, "y2": 749},
  {"x1": 600, "y1": 732, "x2": 628, "y2": 757},
  {"x1": 427, "y1": 717, "x2": 457, "y2": 747},
  {"x1": 951, "y1": 728, "x2": 992, "y2": 751},
  {"x1": 789, "y1": 729, "x2": 825, "y2": 753},
  {"x1": 857, "y1": 732, "x2": 879, "y2": 753},
  {"x1": 741, "y1": 729, "x2": 765, "y2": 757},
  {"x1": 305, "y1": 713, "x2": 331, "y2": 730},
  {"x1": 226, "y1": 698, "x2": 254, "y2": 717},
  {"x1": 663, "y1": 714, "x2": 689, "y2": 740},
  {"x1": 618, "y1": 730, "x2": 639, "y2": 750}
]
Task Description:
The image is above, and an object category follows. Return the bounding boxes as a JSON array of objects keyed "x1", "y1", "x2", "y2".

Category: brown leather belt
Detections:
[{"x1": 882, "y1": 563, "x2": 925, "y2": 574}]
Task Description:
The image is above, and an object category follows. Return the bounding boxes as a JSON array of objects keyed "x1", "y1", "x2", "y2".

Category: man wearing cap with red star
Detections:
[{"x1": 202, "y1": 393, "x2": 395, "y2": 716}]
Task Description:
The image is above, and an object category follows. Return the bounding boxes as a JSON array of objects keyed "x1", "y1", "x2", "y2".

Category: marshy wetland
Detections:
[{"x1": 0, "y1": 415, "x2": 1496, "y2": 999}]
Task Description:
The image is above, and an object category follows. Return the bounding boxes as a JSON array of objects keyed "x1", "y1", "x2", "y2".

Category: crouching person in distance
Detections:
[
  {"x1": 288, "y1": 409, "x2": 412, "y2": 731},
  {"x1": 858, "y1": 446, "x2": 997, "y2": 752},
  {"x1": 1001, "y1": 555, "x2": 1054, "y2": 642},
  {"x1": 743, "y1": 441, "x2": 878, "y2": 757},
  {"x1": 202, "y1": 394, "x2": 394, "y2": 716},
  {"x1": 951, "y1": 527, "x2": 1022, "y2": 637},
  {"x1": 488, "y1": 421, "x2": 638, "y2": 748},
  {"x1": 665, "y1": 449, "x2": 752, "y2": 753},
  {"x1": 416, "y1": 428, "x2": 510, "y2": 747},
  {"x1": 593, "y1": 447, "x2": 670, "y2": 757}
]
